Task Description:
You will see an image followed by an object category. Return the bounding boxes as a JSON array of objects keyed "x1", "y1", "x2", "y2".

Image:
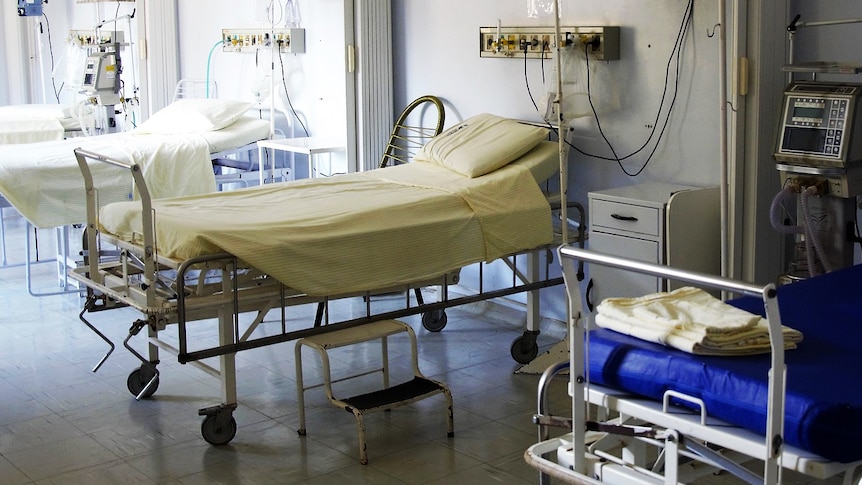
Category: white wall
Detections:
[
  {"x1": 393, "y1": 0, "x2": 723, "y2": 320},
  {"x1": 175, "y1": 0, "x2": 348, "y2": 144},
  {"x1": 393, "y1": 0, "x2": 722, "y2": 202}
]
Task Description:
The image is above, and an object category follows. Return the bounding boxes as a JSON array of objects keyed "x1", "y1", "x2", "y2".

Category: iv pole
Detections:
[{"x1": 553, "y1": 1, "x2": 568, "y2": 246}]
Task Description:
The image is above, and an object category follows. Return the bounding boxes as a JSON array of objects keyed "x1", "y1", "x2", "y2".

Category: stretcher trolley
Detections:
[{"x1": 526, "y1": 246, "x2": 862, "y2": 484}]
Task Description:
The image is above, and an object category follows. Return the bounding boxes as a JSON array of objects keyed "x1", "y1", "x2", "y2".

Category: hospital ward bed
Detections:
[
  {"x1": 67, "y1": 113, "x2": 585, "y2": 446},
  {"x1": 526, "y1": 246, "x2": 862, "y2": 484},
  {"x1": 0, "y1": 103, "x2": 92, "y2": 144},
  {"x1": 0, "y1": 98, "x2": 270, "y2": 294}
]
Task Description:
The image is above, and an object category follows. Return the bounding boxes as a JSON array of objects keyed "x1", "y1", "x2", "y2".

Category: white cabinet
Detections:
[{"x1": 587, "y1": 183, "x2": 720, "y2": 303}]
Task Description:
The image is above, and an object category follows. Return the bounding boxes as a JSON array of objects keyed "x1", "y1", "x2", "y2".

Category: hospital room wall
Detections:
[
  {"x1": 174, "y1": 1, "x2": 349, "y2": 152},
  {"x1": 393, "y1": 0, "x2": 721, "y2": 195},
  {"x1": 1, "y1": 1, "x2": 139, "y2": 117},
  {"x1": 392, "y1": 0, "x2": 722, "y2": 321}
]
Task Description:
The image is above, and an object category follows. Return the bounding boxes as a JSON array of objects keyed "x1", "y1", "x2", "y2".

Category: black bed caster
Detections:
[
  {"x1": 422, "y1": 309, "x2": 448, "y2": 332},
  {"x1": 199, "y1": 404, "x2": 237, "y2": 446},
  {"x1": 126, "y1": 364, "x2": 159, "y2": 399},
  {"x1": 510, "y1": 331, "x2": 540, "y2": 364}
]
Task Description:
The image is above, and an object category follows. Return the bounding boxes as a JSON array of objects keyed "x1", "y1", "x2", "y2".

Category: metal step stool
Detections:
[{"x1": 294, "y1": 319, "x2": 454, "y2": 465}]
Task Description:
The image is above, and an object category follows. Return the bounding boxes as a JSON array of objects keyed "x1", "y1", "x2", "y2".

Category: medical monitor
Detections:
[{"x1": 82, "y1": 52, "x2": 118, "y2": 94}]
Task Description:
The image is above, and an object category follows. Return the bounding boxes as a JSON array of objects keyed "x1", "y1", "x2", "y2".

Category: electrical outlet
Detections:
[
  {"x1": 221, "y1": 28, "x2": 305, "y2": 54},
  {"x1": 479, "y1": 26, "x2": 619, "y2": 61}
]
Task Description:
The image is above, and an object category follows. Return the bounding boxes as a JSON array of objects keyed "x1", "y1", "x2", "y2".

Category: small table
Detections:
[{"x1": 256, "y1": 137, "x2": 346, "y2": 185}]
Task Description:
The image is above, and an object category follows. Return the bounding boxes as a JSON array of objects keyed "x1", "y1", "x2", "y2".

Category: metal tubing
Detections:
[{"x1": 558, "y1": 245, "x2": 768, "y2": 298}]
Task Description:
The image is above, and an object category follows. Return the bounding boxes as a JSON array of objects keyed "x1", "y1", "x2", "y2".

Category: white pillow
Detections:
[
  {"x1": 135, "y1": 98, "x2": 253, "y2": 134},
  {"x1": 415, "y1": 113, "x2": 549, "y2": 177}
]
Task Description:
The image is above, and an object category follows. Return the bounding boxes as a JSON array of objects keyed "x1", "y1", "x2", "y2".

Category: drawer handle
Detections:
[{"x1": 611, "y1": 214, "x2": 638, "y2": 222}]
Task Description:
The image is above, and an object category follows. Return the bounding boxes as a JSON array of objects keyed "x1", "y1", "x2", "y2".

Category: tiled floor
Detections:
[{"x1": 0, "y1": 211, "x2": 852, "y2": 484}]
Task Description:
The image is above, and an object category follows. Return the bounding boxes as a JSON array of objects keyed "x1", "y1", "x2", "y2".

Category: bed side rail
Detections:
[
  {"x1": 556, "y1": 245, "x2": 785, "y2": 485},
  {"x1": 74, "y1": 147, "x2": 158, "y2": 304}
]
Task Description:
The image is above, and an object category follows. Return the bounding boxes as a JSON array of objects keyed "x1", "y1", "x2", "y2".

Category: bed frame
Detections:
[
  {"x1": 70, "y1": 147, "x2": 584, "y2": 446},
  {"x1": 525, "y1": 246, "x2": 862, "y2": 485},
  {"x1": 0, "y1": 122, "x2": 269, "y2": 297}
]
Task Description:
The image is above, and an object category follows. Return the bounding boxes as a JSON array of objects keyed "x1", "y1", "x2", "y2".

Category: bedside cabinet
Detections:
[{"x1": 587, "y1": 183, "x2": 720, "y2": 303}]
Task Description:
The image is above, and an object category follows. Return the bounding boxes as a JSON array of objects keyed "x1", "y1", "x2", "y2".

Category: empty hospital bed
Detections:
[
  {"x1": 0, "y1": 98, "x2": 270, "y2": 294},
  {"x1": 526, "y1": 246, "x2": 862, "y2": 484},
  {"x1": 0, "y1": 102, "x2": 94, "y2": 144},
  {"x1": 68, "y1": 113, "x2": 584, "y2": 446}
]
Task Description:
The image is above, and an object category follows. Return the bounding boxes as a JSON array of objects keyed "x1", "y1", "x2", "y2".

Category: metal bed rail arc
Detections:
[
  {"x1": 558, "y1": 245, "x2": 770, "y2": 299},
  {"x1": 556, "y1": 244, "x2": 786, "y2": 484}
]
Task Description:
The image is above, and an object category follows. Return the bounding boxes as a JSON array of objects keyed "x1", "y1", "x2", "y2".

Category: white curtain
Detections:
[
  {"x1": 138, "y1": 0, "x2": 179, "y2": 118},
  {"x1": 0, "y1": 7, "x2": 37, "y2": 105}
]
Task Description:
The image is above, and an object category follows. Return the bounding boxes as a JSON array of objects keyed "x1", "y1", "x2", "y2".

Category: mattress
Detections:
[
  {"x1": 0, "y1": 103, "x2": 84, "y2": 142},
  {"x1": 586, "y1": 264, "x2": 862, "y2": 463},
  {"x1": 0, "y1": 119, "x2": 64, "y2": 144},
  {"x1": 0, "y1": 116, "x2": 270, "y2": 228},
  {"x1": 97, "y1": 141, "x2": 559, "y2": 297}
]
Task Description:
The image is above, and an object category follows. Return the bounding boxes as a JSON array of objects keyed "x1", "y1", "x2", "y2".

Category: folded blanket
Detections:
[{"x1": 595, "y1": 287, "x2": 803, "y2": 356}]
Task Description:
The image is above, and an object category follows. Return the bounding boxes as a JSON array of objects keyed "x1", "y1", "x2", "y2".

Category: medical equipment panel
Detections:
[
  {"x1": 17, "y1": 0, "x2": 42, "y2": 16},
  {"x1": 221, "y1": 28, "x2": 305, "y2": 54},
  {"x1": 81, "y1": 49, "x2": 122, "y2": 112},
  {"x1": 774, "y1": 81, "x2": 862, "y2": 169}
]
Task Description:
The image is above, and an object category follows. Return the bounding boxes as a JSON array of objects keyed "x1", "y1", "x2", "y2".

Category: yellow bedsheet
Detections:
[
  {"x1": 99, "y1": 156, "x2": 553, "y2": 297},
  {"x1": 0, "y1": 132, "x2": 216, "y2": 228}
]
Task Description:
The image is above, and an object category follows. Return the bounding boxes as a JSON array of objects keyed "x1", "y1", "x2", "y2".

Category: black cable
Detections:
[
  {"x1": 585, "y1": 47, "x2": 621, "y2": 166},
  {"x1": 611, "y1": 0, "x2": 693, "y2": 162},
  {"x1": 276, "y1": 49, "x2": 310, "y2": 137},
  {"x1": 41, "y1": 13, "x2": 61, "y2": 103},
  {"x1": 583, "y1": 0, "x2": 693, "y2": 175},
  {"x1": 524, "y1": 44, "x2": 539, "y2": 111},
  {"x1": 524, "y1": 0, "x2": 694, "y2": 174}
]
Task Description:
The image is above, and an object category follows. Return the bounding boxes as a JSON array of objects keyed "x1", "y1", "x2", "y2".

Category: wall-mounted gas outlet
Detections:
[
  {"x1": 221, "y1": 28, "x2": 305, "y2": 54},
  {"x1": 69, "y1": 30, "x2": 125, "y2": 48},
  {"x1": 479, "y1": 26, "x2": 619, "y2": 61}
]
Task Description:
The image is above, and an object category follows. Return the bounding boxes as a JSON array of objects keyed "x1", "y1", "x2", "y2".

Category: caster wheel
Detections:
[
  {"x1": 422, "y1": 309, "x2": 448, "y2": 332},
  {"x1": 510, "y1": 336, "x2": 539, "y2": 364},
  {"x1": 127, "y1": 365, "x2": 159, "y2": 398},
  {"x1": 201, "y1": 414, "x2": 237, "y2": 446}
]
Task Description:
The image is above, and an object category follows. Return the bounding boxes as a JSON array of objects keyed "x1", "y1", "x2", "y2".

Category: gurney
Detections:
[
  {"x1": 68, "y1": 115, "x2": 585, "y2": 446},
  {"x1": 0, "y1": 99, "x2": 270, "y2": 294},
  {"x1": 526, "y1": 246, "x2": 862, "y2": 484}
]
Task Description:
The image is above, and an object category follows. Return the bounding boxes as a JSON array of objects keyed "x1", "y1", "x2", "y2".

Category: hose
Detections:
[
  {"x1": 800, "y1": 186, "x2": 832, "y2": 275},
  {"x1": 771, "y1": 185, "x2": 833, "y2": 277},
  {"x1": 769, "y1": 187, "x2": 803, "y2": 234}
]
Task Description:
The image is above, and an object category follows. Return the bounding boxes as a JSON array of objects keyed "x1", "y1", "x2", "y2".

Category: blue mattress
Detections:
[{"x1": 587, "y1": 264, "x2": 862, "y2": 463}]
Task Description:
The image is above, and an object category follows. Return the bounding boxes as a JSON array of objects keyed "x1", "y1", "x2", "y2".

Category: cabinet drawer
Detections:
[
  {"x1": 591, "y1": 199, "x2": 660, "y2": 236},
  {"x1": 588, "y1": 231, "x2": 662, "y2": 301}
]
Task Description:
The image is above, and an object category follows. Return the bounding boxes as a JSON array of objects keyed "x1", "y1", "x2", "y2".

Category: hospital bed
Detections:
[
  {"x1": 525, "y1": 246, "x2": 862, "y2": 484},
  {"x1": 0, "y1": 98, "x2": 270, "y2": 294},
  {"x1": 67, "y1": 113, "x2": 585, "y2": 446},
  {"x1": 0, "y1": 103, "x2": 93, "y2": 144}
]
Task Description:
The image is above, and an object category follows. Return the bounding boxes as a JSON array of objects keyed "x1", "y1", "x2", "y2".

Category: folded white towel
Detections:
[{"x1": 596, "y1": 286, "x2": 803, "y2": 356}]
